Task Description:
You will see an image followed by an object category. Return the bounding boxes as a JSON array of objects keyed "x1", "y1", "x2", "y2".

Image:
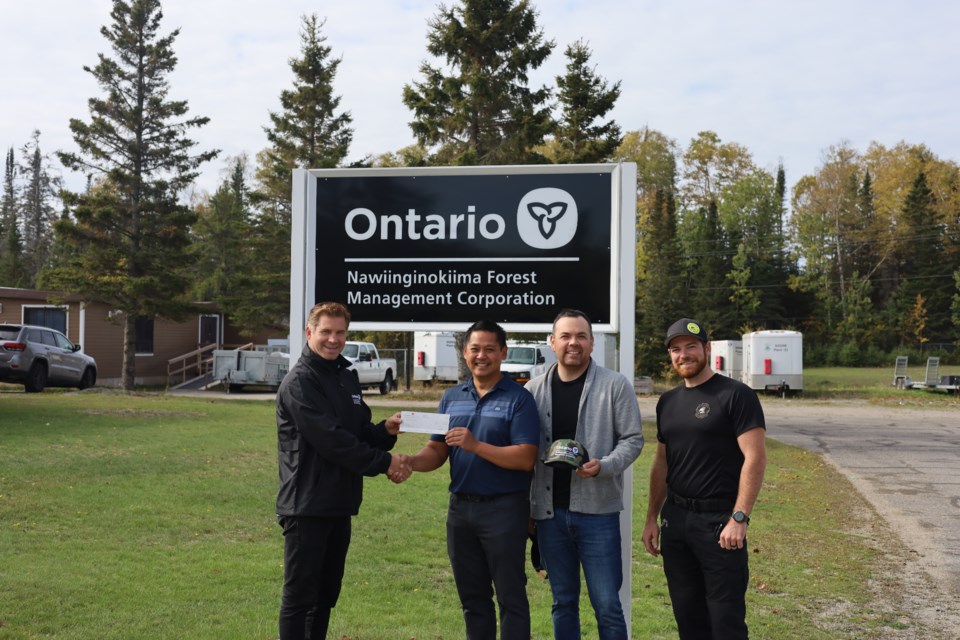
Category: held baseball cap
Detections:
[
  {"x1": 544, "y1": 439, "x2": 589, "y2": 469},
  {"x1": 664, "y1": 318, "x2": 708, "y2": 346}
]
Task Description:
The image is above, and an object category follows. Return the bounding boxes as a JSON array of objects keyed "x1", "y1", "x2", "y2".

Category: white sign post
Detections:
[{"x1": 290, "y1": 162, "x2": 637, "y2": 633}]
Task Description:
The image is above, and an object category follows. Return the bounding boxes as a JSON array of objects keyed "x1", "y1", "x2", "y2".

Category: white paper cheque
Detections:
[{"x1": 400, "y1": 411, "x2": 451, "y2": 435}]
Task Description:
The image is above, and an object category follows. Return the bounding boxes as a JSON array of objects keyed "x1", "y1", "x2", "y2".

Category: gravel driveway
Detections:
[{"x1": 751, "y1": 398, "x2": 960, "y2": 637}]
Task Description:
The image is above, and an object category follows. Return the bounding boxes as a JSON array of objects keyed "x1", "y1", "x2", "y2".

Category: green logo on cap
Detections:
[{"x1": 687, "y1": 322, "x2": 701, "y2": 334}]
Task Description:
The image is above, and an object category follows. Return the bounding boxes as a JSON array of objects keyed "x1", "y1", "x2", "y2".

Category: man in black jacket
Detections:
[{"x1": 276, "y1": 301, "x2": 410, "y2": 640}]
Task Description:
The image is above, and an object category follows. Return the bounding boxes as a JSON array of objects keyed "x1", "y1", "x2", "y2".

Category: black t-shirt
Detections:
[
  {"x1": 550, "y1": 367, "x2": 587, "y2": 509},
  {"x1": 656, "y1": 373, "x2": 765, "y2": 500}
]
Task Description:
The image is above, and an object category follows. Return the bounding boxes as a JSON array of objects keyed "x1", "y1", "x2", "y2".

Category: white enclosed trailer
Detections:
[
  {"x1": 741, "y1": 330, "x2": 803, "y2": 394},
  {"x1": 709, "y1": 340, "x2": 743, "y2": 380},
  {"x1": 413, "y1": 331, "x2": 459, "y2": 383}
]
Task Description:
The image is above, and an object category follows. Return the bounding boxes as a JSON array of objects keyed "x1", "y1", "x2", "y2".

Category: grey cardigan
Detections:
[{"x1": 526, "y1": 360, "x2": 644, "y2": 519}]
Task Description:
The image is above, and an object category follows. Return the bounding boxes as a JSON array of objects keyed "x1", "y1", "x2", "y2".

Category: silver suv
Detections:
[{"x1": 0, "y1": 324, "x2": 98, "y2": 392}]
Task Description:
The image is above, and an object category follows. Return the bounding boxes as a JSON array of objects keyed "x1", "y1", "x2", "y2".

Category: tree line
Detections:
[{"x1": 0, "y1": 0, "x2": 958, "y2": 389}]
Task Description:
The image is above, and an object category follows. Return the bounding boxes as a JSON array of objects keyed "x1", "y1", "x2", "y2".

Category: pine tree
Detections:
[
  {"x1": 547, "y1": 39, "x2": 622, "y2": 164},
  {"x1": 402, "y1": 0, "x2": 554, "y2": 165},
  {"x1": 249, "y1": 13, "x2": 354, "y2": 334},
  {"x1": 51, "y1": 0, "x2": 217, "y2": 390}
]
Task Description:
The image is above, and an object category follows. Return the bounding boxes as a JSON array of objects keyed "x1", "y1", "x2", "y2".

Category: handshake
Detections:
[{"x1": 387, "y1": 453, "x2": 414, "y2": 484}]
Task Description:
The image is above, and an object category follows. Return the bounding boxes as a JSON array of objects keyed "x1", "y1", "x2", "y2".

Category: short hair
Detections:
[
  {"x1": 307, "y1": 302, "x2": 351, "y2": 329},
  {"x1": 463, "y1": 319, "x2": 507, "y2": 349},
  {"x1": 551, "y1": 308, "x2": 593, "y2": 338}
]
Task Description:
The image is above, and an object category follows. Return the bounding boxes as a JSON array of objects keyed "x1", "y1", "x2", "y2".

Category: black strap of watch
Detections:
[{"x1": 732, "y1": 510, "x2": 750, "y2": 524}]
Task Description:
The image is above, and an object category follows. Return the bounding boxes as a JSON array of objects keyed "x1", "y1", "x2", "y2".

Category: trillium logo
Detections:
[{"x1": 516, "y1": 187, "x2": 578, "y2": 249}]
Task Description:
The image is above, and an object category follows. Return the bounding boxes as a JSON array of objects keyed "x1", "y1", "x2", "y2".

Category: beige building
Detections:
[{"x1": 0, "y1": 287, "x2": 280, "y2": 387}]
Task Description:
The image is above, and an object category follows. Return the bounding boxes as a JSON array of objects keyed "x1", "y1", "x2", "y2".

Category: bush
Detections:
[
  {"x1": 837, "y1": 343, "x2": 862, "y2": 367},
  {"x1": 803, "y1": 344, "x2": 829, "y2": 367},
  {"x1": 862, "y1": 345, "x2": 888, "y2": 367}
]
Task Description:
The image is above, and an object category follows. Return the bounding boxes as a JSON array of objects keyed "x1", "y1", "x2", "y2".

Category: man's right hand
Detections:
[{"x1": 388, "y1": 453, "x2": 412, "y2": 484}]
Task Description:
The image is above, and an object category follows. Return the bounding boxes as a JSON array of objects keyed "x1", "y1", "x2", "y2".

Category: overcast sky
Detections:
[{"x1": 2, "y1": 0, "x2": 957, "y2": 197}]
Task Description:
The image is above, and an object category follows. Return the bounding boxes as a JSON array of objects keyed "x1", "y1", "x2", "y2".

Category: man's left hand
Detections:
[
  {"x1": 576, "y1": 459, "x2": 601, "y2": 478},
  {"x1": 444, "y1": 427, "x2": 478, "y2": 452},
  {"x1": 719, "y1": 520, "x2": 747, "y2": 550}
]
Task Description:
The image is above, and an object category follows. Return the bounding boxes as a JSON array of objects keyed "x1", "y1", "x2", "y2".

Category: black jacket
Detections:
[{"x1": 276, "y1": 346, "x2": 397, "y2": 517}]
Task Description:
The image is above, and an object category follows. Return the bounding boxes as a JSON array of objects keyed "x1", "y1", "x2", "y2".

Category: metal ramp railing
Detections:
[
  {"x1": 922, "y1": 357, "x2": 941, "y2": 387},
  {"x1": 167, "y1": 343, "x2": 220, "y2": 389},
  {"x1": 892, "y1": 356, "x2": 909, "y2": 388}
]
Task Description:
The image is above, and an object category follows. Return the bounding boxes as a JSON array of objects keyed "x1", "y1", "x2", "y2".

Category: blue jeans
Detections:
[{"x1": 535, "y1": 509, "x2": 626, "y2": 640}]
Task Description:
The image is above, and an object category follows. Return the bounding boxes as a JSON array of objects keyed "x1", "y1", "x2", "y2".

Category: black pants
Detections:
[
  {"x1": 659, "y1": 501, "x2": 750, "y2": 640},
  {"x1": 278, "y1": 515, "x2": 352, "y2": 640},
  {"x1": 447, "y1": 492, "x2": 530, "y2": 640}
]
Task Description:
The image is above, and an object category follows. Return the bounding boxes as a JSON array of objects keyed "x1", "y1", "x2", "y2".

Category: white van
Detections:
[{"x1": 501, "y1": 341, "x2": 557, "y2": 384}]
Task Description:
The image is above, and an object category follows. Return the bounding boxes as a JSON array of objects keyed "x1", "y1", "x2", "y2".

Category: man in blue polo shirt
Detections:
[{"x1": 410, "y1": 319, "x2": 540, "y2": 640}]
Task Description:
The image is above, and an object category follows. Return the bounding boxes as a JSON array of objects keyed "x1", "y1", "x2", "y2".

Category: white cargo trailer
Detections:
[
  {"x1": 413, "y1": 331, "x2": 459, "y2": 383},
  {"x1": 741, "y1": 330, "x2": 803, "y2": 394},
  {"x1": 709, "y1": 340, "x2": 743, "y2": 380}
]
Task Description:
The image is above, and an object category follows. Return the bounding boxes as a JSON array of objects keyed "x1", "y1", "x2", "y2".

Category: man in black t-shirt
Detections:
[{"x1": 641, "y1": 318, "x2": 766, "y2": 639}]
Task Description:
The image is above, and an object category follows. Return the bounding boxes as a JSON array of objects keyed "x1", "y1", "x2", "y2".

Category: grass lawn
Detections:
[
  {"x1": 804, "y1": 364, "x2": 960, "y2": 389},
  {"x1": 0, "y1": 389, "x2": 937, "y2": 639}
]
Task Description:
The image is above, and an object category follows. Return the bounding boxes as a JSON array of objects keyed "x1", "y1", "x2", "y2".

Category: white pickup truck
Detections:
[{"x1": 342, "y1": 341, "x2": 397, "y2": 394}]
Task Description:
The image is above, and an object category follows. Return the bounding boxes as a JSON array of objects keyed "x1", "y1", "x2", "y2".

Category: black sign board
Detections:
[{"x1": 309, "y1": 167, "x2": 617, "y2": 328}]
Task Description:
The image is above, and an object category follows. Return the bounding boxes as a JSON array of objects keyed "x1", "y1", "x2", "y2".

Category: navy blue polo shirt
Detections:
[{"x1": 431, "y1": 374, "x2": 540, "y2": 495}]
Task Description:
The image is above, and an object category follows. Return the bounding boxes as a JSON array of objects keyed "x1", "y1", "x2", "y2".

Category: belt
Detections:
[
  {"x1": 453, "y1": 492, "x2": 506, "y2": 503},
  {"x1": 667, "y1": 490, "x2": 735, "y2": 514}
]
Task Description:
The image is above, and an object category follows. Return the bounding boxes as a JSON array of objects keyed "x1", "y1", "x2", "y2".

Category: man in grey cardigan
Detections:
[{"x1": 526, "y1": 309, "x2": 644, "y2": 640}]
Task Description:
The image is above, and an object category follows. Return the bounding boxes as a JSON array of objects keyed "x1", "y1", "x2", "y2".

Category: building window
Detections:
[
  {"x1": 23, "y1": 307, "x2": 67, "y2": 335},
  {"x1": 136, "y1": 317, "x2": 154, "y2": 355}
]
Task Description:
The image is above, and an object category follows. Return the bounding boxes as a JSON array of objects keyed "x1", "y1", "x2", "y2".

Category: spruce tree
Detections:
[
  {"x1": 635, "y1": 186, "x2": 683, "y2": 375},
  {"x1": 1, "y1": 148, "x2": 15, "y2": 235},
  {"x1": 191, "y1": 157, "x2": 252, "y2": 311},
  {"x1": 775, "y1": 161, "x2": 786, "y2": 237},
  {"x1": 548, "y1": 39, "x2": 622, "y2": 163},
  {"x1": 250, "y1": 13, "x2": 354, "y2": 334},
  {"x1": 684, "y1": 200, "x2": 732, "y2": 334},
  {"x1": 0, "y1": 148, "x2": 15, "y2": 280},
  {"x1": 403, "y1": 0, "x2": 554, "y2": 165},
  {"x1": 259, "y1": 13, "x2": 353, "y2": 214},
  {"x1": 18, "y1": 130, "x2": 61, "y2": 286},
  {"x1": 893, "y1": 171, "x2": 951, "y2": 341},
  {"x1": 0, "y1": 148, "x2": 28, "y2": 286},
  {"x1": 51, "y1": 0, "x2": 217, "y2": 390}
]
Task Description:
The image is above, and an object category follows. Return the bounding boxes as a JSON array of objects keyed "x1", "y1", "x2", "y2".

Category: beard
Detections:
[{"x1": 672, "y1": 353, "x2": 707, "y2": 379}]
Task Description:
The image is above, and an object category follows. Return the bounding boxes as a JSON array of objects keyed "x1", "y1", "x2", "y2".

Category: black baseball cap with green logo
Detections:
[
  {"x1": 544, "y1": 439, "x2": 589, "y2": 469},
  {"x1": 664, "y1": 318, "x2": 708, "y2": 346}
]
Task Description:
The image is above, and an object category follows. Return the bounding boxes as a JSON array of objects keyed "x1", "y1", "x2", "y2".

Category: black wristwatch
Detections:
[{"x1": 732, "y1": 510, "x2": 750, "y2": 525}]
